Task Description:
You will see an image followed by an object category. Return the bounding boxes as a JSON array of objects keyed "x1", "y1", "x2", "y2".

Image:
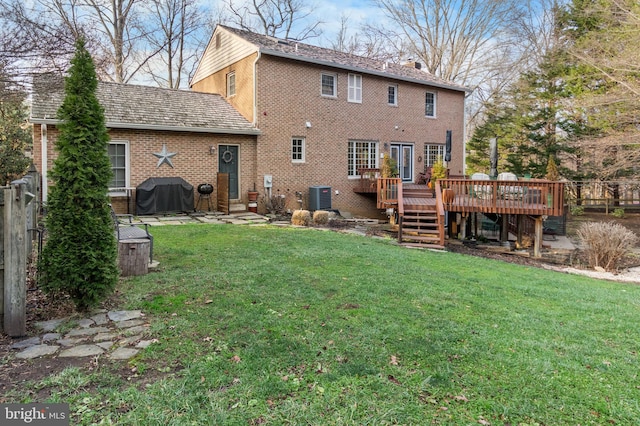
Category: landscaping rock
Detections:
[
  {"x1": 34, "y1": 318, "x2": 66, "y2": 332},
  {"x1": 115, "y1": 319, "x2": 146, "y2": 329},
  {"x1": 66, "y1": 326, "x2": 110, "y2": 337}
]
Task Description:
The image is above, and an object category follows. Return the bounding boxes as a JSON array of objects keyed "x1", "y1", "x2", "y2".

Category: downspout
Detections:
[
  {"x1": 41, "y1": 123, "x2": 48, "y2": 204},
  {"x1": 252, "y1": 50, "x2": 261, "y2": 127}
]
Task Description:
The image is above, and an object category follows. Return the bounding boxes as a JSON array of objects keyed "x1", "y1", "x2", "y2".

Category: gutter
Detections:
[
  {"x1": 30, "y1": 118, "x2": 261, "y2": 136},
  {"x1": 252, "y1": 50, "x2": 261, "y2": 127},
  {"x1": 259, "y1": 48, "x2": 471, "y2": 94}
]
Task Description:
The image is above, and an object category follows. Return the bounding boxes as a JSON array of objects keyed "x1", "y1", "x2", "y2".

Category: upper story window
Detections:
[
  {"x1": 425, "y1": 91, "x2": 436, "y2": 117},
  {"x1": 108, "y1": 140, "x2": 129, "y2": 193},
  {"x1": 321, "y1": 72, "x2": 337, "y2": 97},
  {"x1": 348, "y1": 73, "x2": 362, "y2": 103},
  {"x1": 348, "y1": 140, "x2": 378, "y2": 177},
  {"x1": 388, "y1": 84, "x2": 398, "y2": 106},
  {"x1": 292, "y1": 137, "x2": 305, "y2": 163},
  {"x1": 227, "y1": 71, "x2": 236, "y2": 97}
]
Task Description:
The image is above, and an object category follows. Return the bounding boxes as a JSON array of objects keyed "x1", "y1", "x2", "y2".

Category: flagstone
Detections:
[
  {"x1": 110, "y1": 347, "x2": 139, "y2": 360},
  {"x1": 108, "y1": 310, "x2": 142, "y2": 322},
  {"x1": 59, "y1": 345, "x2": 104, "y2": 357},
  {"x1": 16, "y1": 345, "x2": 59, "y2": 359}
]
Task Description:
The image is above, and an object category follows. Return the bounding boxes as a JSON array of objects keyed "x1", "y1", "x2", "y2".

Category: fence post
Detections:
[{"x1": 3, "y1": 180, "x2": 28, "y2": 336}]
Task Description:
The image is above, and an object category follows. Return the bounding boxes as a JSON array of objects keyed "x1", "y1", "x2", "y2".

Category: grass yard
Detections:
[{"x1": 8, "y1": 224, "x2": 640, "y2": 425}]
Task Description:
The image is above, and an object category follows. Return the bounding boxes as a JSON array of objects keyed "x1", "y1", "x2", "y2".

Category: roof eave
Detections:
[
  {"x1": 30, "y1": 118, "x2": 261, "y2": 136},
  {"x1": 260, "y1": 48, "x2": 471, "y2": 93}
]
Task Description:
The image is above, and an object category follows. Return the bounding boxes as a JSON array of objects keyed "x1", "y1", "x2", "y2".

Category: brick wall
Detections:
[
  {"x1": 251, "y1": 56, "x2": 466, "y2": 217},
  {"x1": 33, "y1": 124, "x2": 257, "y2": 214}
]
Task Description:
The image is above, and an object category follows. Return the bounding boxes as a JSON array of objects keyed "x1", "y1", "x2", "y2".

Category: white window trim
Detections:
[
  {"x1": 227, "y1": 71, "x2": 236, "y2": 97},
  {"x1": 425, "y1": 91, "x2": 437, "y2": 118},
  {"x1": 388, "y1": 84, "x2": 398, "y2": 106},
  {"x1": 425, "y1": 144, "x2": 445, "y2": 167},
  {"x1": 292, "y1": 137, "x2": 306, "y2": 163},
  {"x1": 348, "y1": 73, "x2": 362, "y2": 103},
  {"x1": 348, "y1": 140, "x2": 379, "y2": 178},
  {"x1": 108, "y1": 140, "x2": 130, "y2": 196},
  {"x1": 321, "y1": 72, "x2": 337, "y2": 98}
]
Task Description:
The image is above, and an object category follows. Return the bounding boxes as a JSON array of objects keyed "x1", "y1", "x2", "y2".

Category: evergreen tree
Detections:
[
  {"x1": 0, "y1": 72, "x2": 31, "y2": 185},
  {"x1": 39, "y1": 38, "x2": 119, "y2": 310}
]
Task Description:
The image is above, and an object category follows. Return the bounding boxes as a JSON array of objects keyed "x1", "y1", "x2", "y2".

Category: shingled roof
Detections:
[
  {"x1": 219, "y1": 25, "x2": 469, "y2": 93},
  {"x1": 30, "y1": 73, "x2": 260, "y2": 135}
]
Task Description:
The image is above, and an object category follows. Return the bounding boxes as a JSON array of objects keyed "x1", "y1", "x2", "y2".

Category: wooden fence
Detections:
[{"x1": 1, "y1": 169, "x2": 39, "y2": 337}]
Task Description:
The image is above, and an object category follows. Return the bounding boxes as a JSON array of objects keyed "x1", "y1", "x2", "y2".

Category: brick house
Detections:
[
  {"x1": 30, "y1": 74, "x2": 260, "y2": 214},
  {"x1": 31, "y1": 25, "x2": 468, "y2": 217},
  {"x1": 191, "y1": 25, "x2": 468, "y2": 217}
]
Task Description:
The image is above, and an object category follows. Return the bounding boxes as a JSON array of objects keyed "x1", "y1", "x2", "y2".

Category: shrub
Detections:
[
  {"x1": 313, "y1": 210, "x2": 329, "y2": 225},
  {"x1": 570, "y1": 205, "x2": 585, "y2": 216},
  {"x1": 291, "y1": 210, "x2": 311, "y2": 226},
  {"x1": 39, "y1": 38, "x2": 118, "y2": 310},
  {"x1": 612, "y1": 208, "x2": 625, "y2": 218},
  {"x1": 577, "y1": 222, "x2": 638, "y2": 272}
]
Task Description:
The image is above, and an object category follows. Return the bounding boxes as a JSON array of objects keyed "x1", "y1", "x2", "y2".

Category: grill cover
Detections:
[{"x1": 136, "y1": 177, "x2": 194, "y2": 215}]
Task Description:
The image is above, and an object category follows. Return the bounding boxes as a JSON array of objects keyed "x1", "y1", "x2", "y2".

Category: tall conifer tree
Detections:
[{"x1": 40, "y1": 38, "x2": 118, "y2": 310}]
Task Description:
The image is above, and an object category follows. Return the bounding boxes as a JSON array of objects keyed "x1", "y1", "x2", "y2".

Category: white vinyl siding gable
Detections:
[{"x1": 348, "y1": 73, "x2": 362, "y2": 103}]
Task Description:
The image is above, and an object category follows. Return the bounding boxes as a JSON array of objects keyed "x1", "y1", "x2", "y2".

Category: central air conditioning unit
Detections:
[{"x1": 309, "y1": 186, "x2": 332, "y2": 211}]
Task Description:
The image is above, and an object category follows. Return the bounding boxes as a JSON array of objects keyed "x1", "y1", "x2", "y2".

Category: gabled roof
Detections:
[
  {"x1": 212, "y1": 25, "x2": 469, "y2": 93},
  {"x1": 30, "y1": 74, "x2": 260, "y2": 135}
]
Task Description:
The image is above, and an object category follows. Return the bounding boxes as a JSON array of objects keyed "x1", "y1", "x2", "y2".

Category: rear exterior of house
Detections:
[
  {"x1": 30, "y1": 75, "x2": 260, "y2": 214},
  {"x1": 191, "y1": 25, "x2": 468, "y2": 217}
]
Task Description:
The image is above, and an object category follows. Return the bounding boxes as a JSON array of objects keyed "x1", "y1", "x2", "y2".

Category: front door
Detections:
[
  {"x1": 390, "y1": 143, "x2": 414, "y2": 182},
  {"x1": 218, "y1": 145, "x2": 239, "y2": 199}
]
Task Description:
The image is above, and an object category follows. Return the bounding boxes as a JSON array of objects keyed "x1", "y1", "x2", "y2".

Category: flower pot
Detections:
[{"x1": 248, "y1": 191, "x2": 258, "y2": 202}]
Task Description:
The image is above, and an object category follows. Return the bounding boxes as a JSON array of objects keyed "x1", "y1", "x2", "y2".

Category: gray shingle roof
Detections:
[
  {"x1": 30, "y1": 73, "x2": 260, "y2": 135},
  {"x1": 220, "y1": 25, "x2": 469, "y2": 93}
]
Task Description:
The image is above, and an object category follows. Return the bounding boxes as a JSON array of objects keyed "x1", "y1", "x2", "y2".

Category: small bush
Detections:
[
  {"x1": 291, "y1": 210, "x2": 311, "y2": 226},
  {"x1": 577, "y1": 222, "x2": 638, "y2": 272},
  {"x1": 571, "y1": 205, "x2": 585, "y2": 216},
  {"x1": 313, "y1": 210, "x2": 329, "y2": 225},
  {"x1": 612, "y1": 208, "x2": 625, "y2": 218}
]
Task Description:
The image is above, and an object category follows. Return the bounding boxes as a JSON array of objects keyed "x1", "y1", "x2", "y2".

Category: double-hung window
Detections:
[
  {"x1": 348, "y1": 73, "x2": 362, "y2": 103},
  {"x1": 292, "y1": 137, "x2": 305, "y2": 163},
  {"x1": 425, "y1": 91, "x2": 436, "y2": 117},
  {"x1": 227, "y1": 71, "x2": 236, "y2": 97},
  {"x1": 321, "y1": 72, "x2": 337, "y2": 97},
  {"x1": 424, "y1": 144, "x2": 444, "y2": 168},
  {"x1": 388, "y1": 84, "x2": 398, "y2": 106},
  {"x1": 108, "y1": 141, "x2": 129, "y2": 193},
  {"x1": 348, "y1": 140, "x2": 378, "y2": 177}
]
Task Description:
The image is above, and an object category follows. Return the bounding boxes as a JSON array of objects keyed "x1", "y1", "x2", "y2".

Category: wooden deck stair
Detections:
[{"x1": 398, "y1": 185, "x2": 445, "y2": 249}]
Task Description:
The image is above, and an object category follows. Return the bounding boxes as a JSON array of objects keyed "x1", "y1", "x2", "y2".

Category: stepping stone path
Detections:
[{"x1": 9, "y1": 310, "x2": 156, "y2": 361}]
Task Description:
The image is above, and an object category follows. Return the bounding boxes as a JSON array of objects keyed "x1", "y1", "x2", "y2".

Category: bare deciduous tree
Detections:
[
  {"x1": 226, "y1": 0, "x2": 322, "y2": 40},
  {"x1": 142, "y1": 0, "x2": 211, "y2": 88}
]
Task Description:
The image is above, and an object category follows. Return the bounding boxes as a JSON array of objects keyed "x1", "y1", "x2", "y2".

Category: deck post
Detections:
[
  {"x1": 460, "y1": 214, "x2": 467, "y2": 239},
  {"x1": 533, "y1": 216, "x2": 543, "y2": 258},
  {"x1": 500, "y1": 214, "x2": 509, "y2": 244},
  {"x1": 516, "y1": 215, "x2": 524, "y2": 248}
]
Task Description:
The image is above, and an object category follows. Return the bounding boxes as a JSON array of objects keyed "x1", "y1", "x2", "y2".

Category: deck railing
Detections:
[
  {"x1": 377, "y1": 177, "x2": 402, "y2": 210},
  {"x1": 439, "y1": 178, "x2": 565, "y2": 216},
  {"x1": 354, "y1": 168, "x2": 380, "y2": 193}
]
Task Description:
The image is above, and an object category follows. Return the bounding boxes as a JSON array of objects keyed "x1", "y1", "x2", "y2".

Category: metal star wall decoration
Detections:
[{"x1": 153, "y1": 144, "x2": 177, "y2": 168}]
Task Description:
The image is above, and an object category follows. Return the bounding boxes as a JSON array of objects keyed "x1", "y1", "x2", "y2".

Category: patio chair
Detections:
[
  {"x1": 470, "y1": 173, "x2": 491, "y2": 199},
  {"x1": 110, "y1": 205, "x2": 154, "y2": 262},
  {"x1": 497, "y1": 172, "x2": 523, "y2": 199}
]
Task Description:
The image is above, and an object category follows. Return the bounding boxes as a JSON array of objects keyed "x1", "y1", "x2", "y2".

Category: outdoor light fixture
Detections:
[
  {"x1": 209, "y1": 145, "x2": 216, "y2": 155},
  {"x1": 305, "y1": 121, "x2": 312, "y2": 128}
]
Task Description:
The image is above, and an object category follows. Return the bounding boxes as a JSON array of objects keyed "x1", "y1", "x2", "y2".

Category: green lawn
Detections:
[{"x1": 14, "y1": 224, "x2": 640, "y2": 424}]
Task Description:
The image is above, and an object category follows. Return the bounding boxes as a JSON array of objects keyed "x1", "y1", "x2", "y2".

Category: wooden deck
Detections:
[{"x1": 375, "y1": 177, "x2": 566, "y2": 256}]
